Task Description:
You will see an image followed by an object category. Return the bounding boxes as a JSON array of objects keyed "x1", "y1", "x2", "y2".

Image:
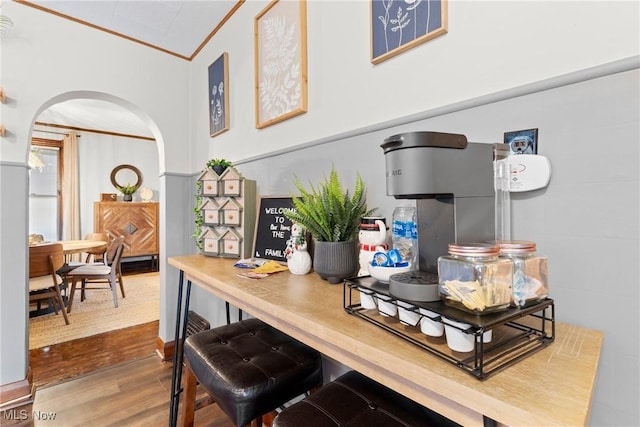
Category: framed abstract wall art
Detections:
[
  {"x1": 254, "y1": 0, "x2": 308, "y2": 129},
  {"x1": 208, "y1": 52, "x2": 230, "y2": 137},
  {"x1": 371, "y1": 0, "x2": 448, "y2": 64}
]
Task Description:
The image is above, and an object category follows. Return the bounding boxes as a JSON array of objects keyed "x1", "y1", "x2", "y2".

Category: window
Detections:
[{"x1": 29, "y1": 138, "x2": 63, "y2": 241}]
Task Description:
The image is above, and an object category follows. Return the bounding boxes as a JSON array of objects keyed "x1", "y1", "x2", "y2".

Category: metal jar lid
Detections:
[
  {"x1": 495, "y1": 240, "x2": 536, "y2": 254},
  {"x1": 360, "y1": 216, "x2": 386, "y2": 230},
  {"x1": 448, "y1": 242, "x2": 499, "y2": 257}
]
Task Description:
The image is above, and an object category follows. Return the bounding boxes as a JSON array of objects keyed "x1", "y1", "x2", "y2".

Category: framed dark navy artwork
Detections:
[
  {"x1": 208, "y1": 52, "x2": 230, "y2": 137},
  {"x1": 504, "y1": 128, "x2": 539, "y2": 155},
  {"x1": 371, "y1": 0, "x2": 448, "y2": 64}
]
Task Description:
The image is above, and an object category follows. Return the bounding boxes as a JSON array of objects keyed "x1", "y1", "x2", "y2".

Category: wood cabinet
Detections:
[{"x1": 94, "y1": 201, "x2": 159, "y2": 260}]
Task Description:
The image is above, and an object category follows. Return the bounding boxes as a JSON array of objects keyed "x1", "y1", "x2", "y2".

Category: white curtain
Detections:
[{"x1": 62, "y1": 131, "x2": 80, "y2": 242}]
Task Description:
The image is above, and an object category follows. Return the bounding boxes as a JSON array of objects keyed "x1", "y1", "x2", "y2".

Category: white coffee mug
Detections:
[{"x1": 418, "y1": 308, "x2": 444, "y2": 337}]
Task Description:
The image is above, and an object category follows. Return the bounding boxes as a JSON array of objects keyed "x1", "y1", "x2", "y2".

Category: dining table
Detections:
[
  {"x1": 58, "y1": 239, "x2": 108, "y2": 256},
  {"x1": 29, "y1": 239, "x2": 108, "y2": 256}
]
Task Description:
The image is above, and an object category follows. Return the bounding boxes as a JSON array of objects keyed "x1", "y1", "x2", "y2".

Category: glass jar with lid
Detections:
[
  {"x1": 438, "y1": 242, "x2": 513, "y2": 314},
  {"x1": 497, "y1": 240, "x2": 548, "y2": 307}
]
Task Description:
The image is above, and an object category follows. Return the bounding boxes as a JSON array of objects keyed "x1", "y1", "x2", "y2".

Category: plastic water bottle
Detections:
[{"x1": 392, "y1": 203, "x2": 418, "y2": 269}]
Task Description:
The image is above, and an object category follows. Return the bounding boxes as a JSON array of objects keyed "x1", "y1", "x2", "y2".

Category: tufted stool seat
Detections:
[
  {"x1": 272, "y1": 370, "x2": 461, "y2": 427},
  {"x1": 181, "y1": 318, "x2": 323, "y2": 427}
]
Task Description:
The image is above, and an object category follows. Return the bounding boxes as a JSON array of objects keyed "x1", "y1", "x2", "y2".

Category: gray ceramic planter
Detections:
[{"x1": 312, "y1": 239, "x2": 359, "y2": 284}]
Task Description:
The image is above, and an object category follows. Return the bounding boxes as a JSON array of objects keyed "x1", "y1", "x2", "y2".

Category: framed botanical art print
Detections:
[
  {"x1": 254, "y1": 0, "x2": 308, "y2": 129},
  {"x1": 208, "y1": 52, "x2": 230, "y2": 137},
  {"x1": 371, "y1": 0, "x2": 448, "y2": 64}
]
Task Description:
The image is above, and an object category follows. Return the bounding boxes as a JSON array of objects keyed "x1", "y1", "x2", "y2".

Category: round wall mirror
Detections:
[{"x1": 110, "y1": 164, "x2": 143, "y2": 189}]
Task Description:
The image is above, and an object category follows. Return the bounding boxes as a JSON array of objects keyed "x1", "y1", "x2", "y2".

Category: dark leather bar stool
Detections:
[
  {"x1": 181, "y1": 318, "x2": 323, "y2": 427},
  {"x1": 272, "y1": 370, "x2": 461, "y2": 427}
]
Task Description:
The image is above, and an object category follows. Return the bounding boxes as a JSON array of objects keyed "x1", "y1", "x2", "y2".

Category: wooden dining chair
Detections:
[
  {"x1": 66, "y1": 236, "x2": 125, "y2": 310},
  {"x1": 66, "y1": 232, "x2": 110, "y2": 267},
  {"x1": 68, "y1": 234, "x2": 125, "y2": 301},
  {"x1": 28, "y1": 233, "x2": 45, "y2": 245},
  {"x1": 29, "y1": 243, "x2": 70, "y2": 325},
  {"x1": 82, "y1": 232, "x2": 110, "y2": 263}
]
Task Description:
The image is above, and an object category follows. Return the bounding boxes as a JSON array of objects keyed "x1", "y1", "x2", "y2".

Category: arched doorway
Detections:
[{"x1": 27, "y1": 92, "x2": 164, "y2": 381}]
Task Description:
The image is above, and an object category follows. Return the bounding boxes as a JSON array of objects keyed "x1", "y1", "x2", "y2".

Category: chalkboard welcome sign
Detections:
[{"x1": 252, "y1": 196, "x2": 295, "y2": 263}]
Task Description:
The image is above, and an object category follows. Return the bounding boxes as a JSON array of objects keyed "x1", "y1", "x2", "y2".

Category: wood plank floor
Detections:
[
  {"x1": 29, "y1": 321, "x2": 159, "y2": 388},
  {"x1": 25, "y1": 321, "x2": 233, "y2": 426}
]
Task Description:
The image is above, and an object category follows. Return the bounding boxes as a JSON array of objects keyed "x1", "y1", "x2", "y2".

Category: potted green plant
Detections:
[
  {"x1": 192, "y1": 181, "x2": 204, "y2": 252},
  {"x1": 285, "y1": 167, "x2": 376, "y2": 283},
  {"x1": 116, "y1": 183, "x2": 138, "y2": 201},
  {"x1": 208, "y1": 158, "x2": 232, "y2": 175}
]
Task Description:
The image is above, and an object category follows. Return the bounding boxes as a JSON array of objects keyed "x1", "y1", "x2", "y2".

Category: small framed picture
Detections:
[
  {"x1": 370, "y1": 0, "x2": 448, "y2": 64},
  {"x1": 208, "y1": 52, "x2": 230, "y2": 138},
  {"x1": 504, "y1": 128, "x2": 538, "y2": 155}
]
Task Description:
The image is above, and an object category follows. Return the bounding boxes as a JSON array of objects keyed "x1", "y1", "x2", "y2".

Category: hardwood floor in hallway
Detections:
[
  {"x1": 30, "y1": 321, "x2": 160, "y2": 388},
  {"x1": 22, "y1": 322, "x2": 232, "y2": 426}
]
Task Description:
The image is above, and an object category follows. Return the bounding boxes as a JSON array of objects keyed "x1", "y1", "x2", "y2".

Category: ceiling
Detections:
[
  {"x1": 34, "y1": 99, "x2": 155, "y2": 139},
  {"x1": 20, "y1": 0, "x2": 242, "y2": 139},
  {"x1": 20, "y1": 0, "x2": 240, "y2": 59}
]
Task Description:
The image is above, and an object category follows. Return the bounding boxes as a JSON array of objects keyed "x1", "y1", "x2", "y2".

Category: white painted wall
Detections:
[
  {"x1": 0, "y1": 1, "x2": 638, "y2": 425},
  {"x1": 189, "y1": 0, "x2": 640, "y2": 164},
  {"x1": 28, "y1": 134, "x2": 159, "y2": 250},
  {"x1": 0, "y1": 1, "x2": 190, "y2": 388},
  {"x1": 0, "y1": 2, "x2": 191, "y2": 170},
  {"x1": 77, "y1": 134, "x2": 160, "y2": 235}
]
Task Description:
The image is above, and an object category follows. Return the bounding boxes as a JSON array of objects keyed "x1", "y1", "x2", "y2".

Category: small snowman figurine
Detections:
[
  {"x1": 358, "y1": 217, "x2": 388, "y2": 276},
  {"x1": 285, "y1": 223, "x2": 312, "y2": 275}
]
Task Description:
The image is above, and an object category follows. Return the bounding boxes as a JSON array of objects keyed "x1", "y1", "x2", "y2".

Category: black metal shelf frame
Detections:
[{"x1": 343, "y1": 276, "x2": 555, "y2": 380}]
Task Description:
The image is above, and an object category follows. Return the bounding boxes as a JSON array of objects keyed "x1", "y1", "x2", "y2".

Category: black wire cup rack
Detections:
[{"x1": 344, "y1": 276, "x2": 555, "y2": 380}]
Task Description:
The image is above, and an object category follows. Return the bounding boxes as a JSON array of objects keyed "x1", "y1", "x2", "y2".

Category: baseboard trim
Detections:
[
  {"x1": 156, "y1": 336, "x2": 175, "y2": 362},
  {"x1": 0, "y1": 368, "x2": 34, "y2": 411}
]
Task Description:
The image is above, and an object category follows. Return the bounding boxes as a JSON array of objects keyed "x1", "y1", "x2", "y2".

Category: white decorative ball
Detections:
[{"x1": 288, "y1": 250, "x2": 312, "y2": 275}]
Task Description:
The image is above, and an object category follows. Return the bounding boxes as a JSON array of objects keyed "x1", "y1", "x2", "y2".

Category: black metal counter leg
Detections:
[
  {"x1": 483, "y1": 415, "x2": 497, "y2": 427},
  {"x1": 169, "y1": 270, "x2": 193, "y2": 427},
  {"x1": 225, "y1": 302, "x2": 243, "y2": 323}
]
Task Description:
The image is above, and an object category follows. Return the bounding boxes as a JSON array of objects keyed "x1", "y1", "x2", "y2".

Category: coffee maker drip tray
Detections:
[{"x1": 389, "y1": 271, "x2": 440, "y2": 302}]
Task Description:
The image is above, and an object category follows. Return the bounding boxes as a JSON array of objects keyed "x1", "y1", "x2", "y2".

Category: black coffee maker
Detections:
[{"x1": 381, "y1": 131, "x2": 501, "y2": 301}]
